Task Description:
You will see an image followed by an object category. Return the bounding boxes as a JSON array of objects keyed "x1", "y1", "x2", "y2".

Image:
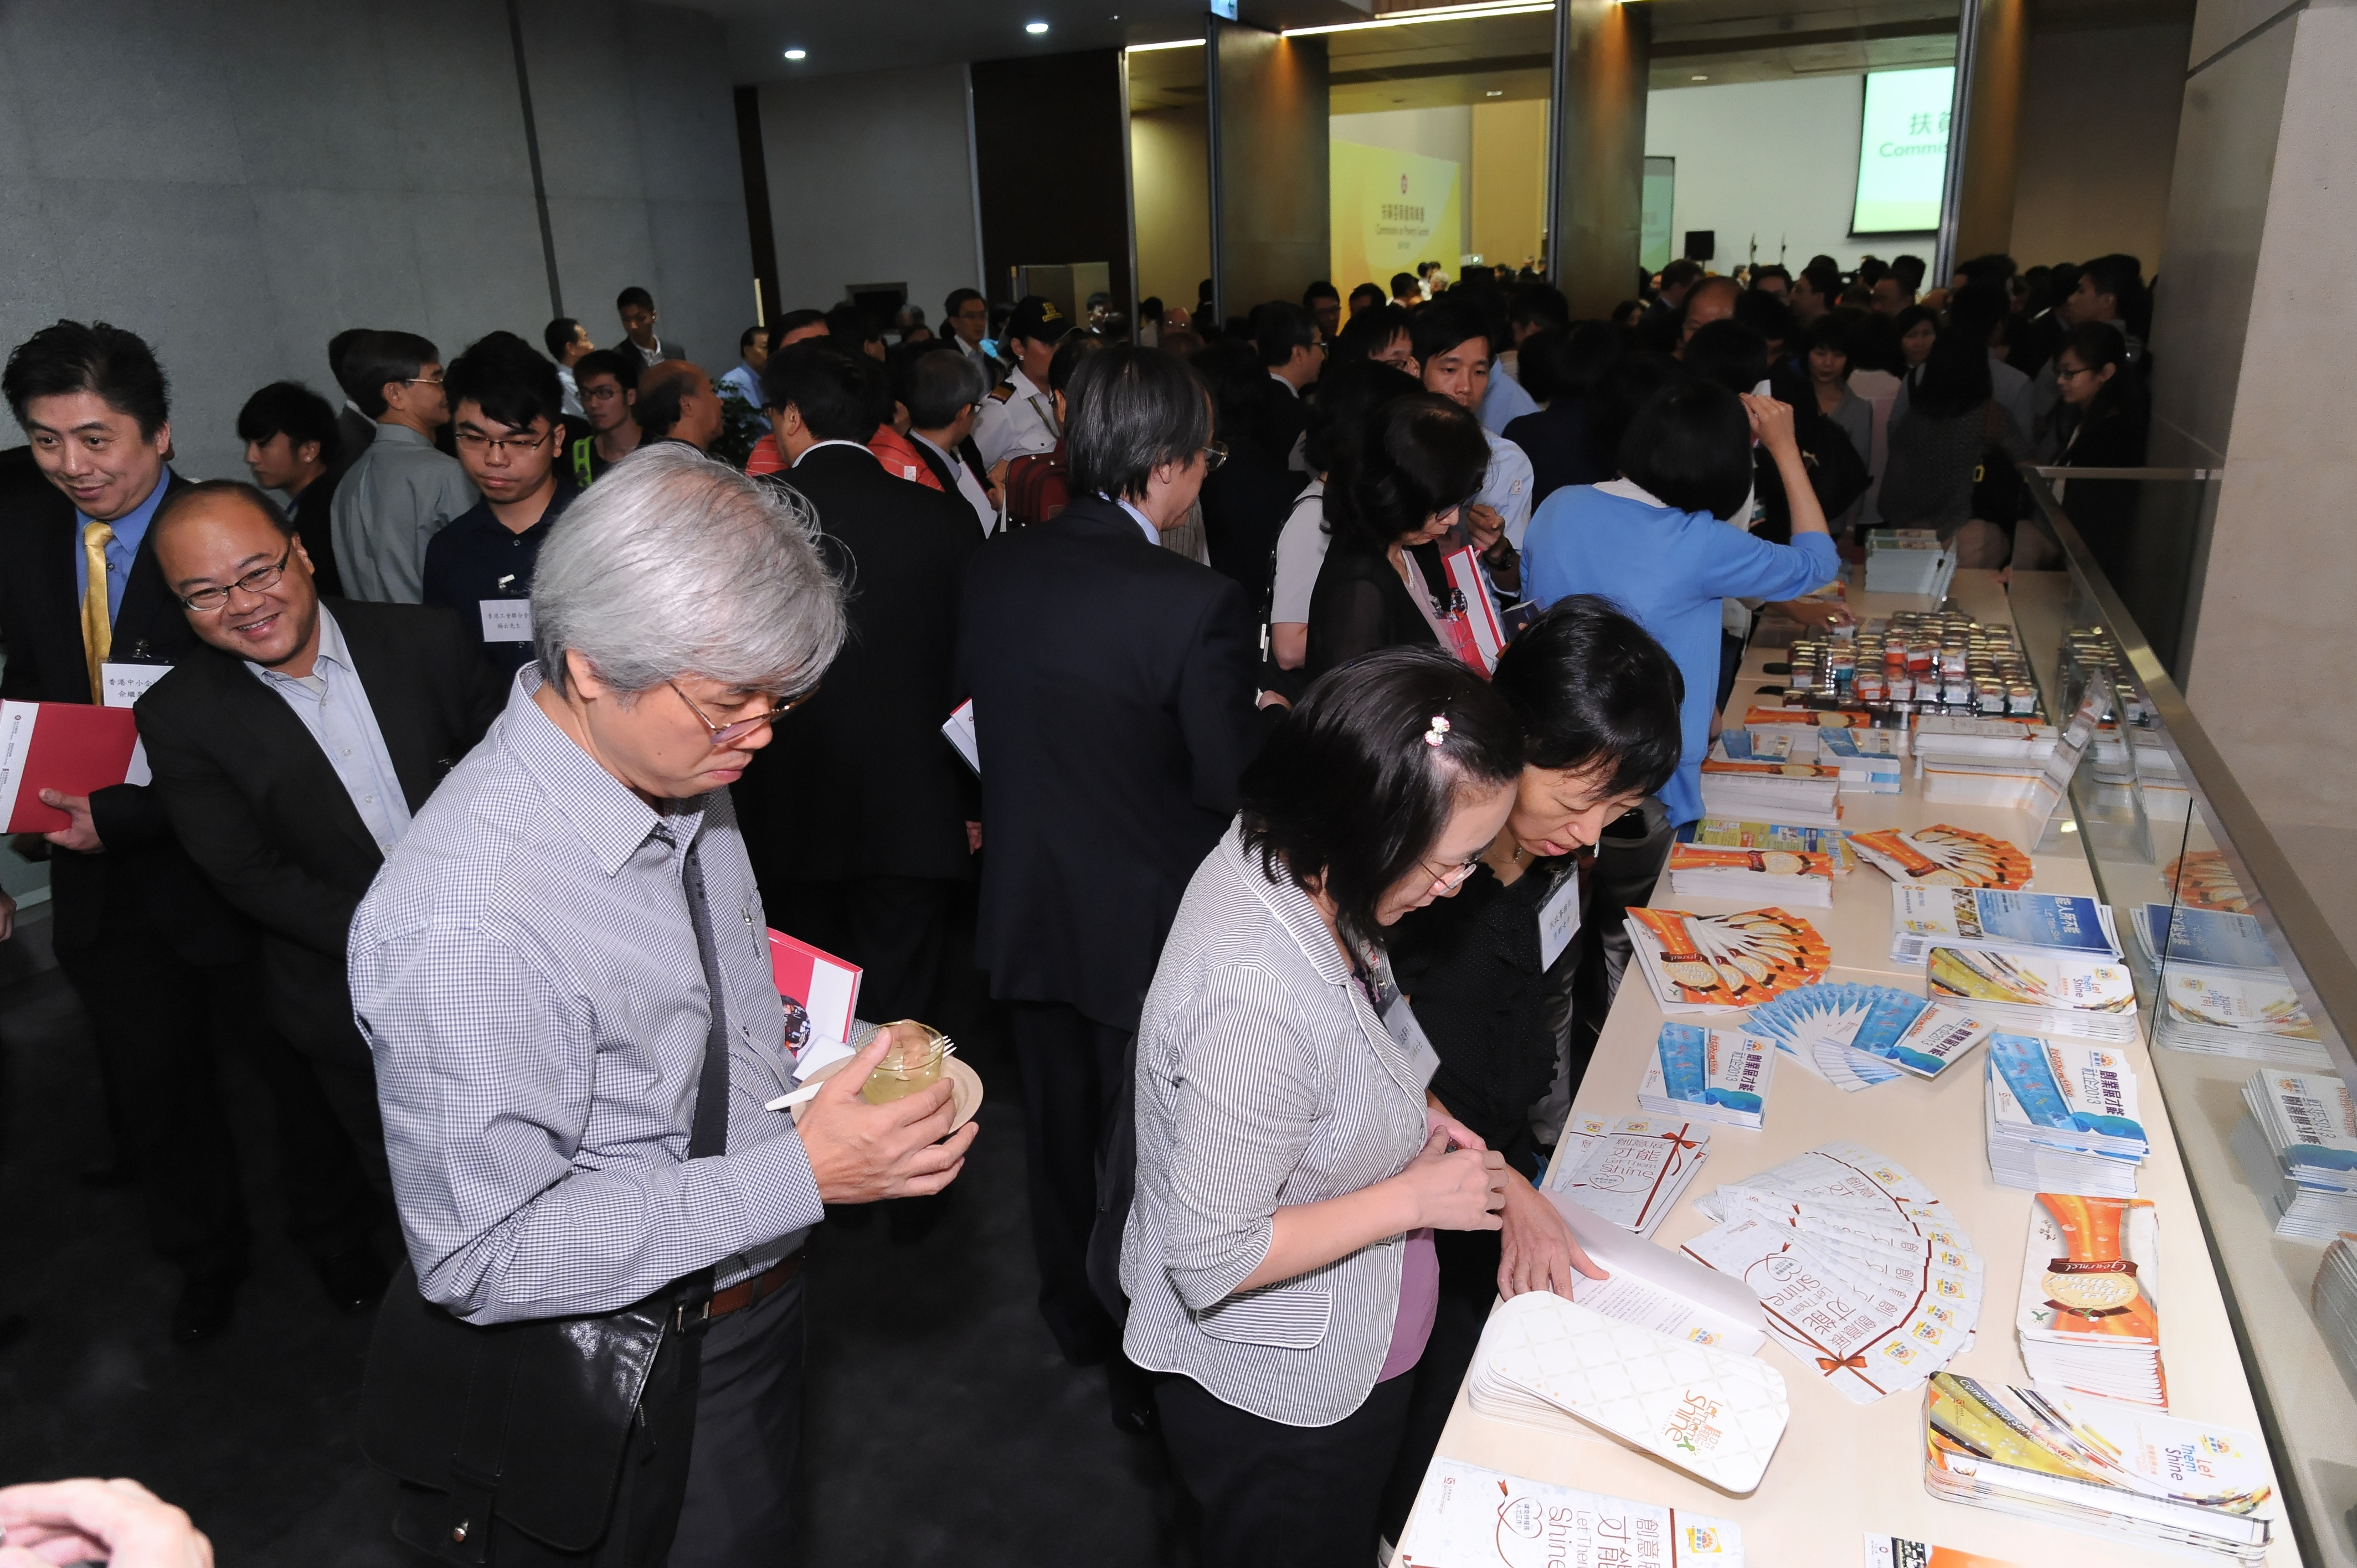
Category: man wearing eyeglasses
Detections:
[
  {"x1": 328, "y1": 329, "x2": 478, "y2": 605},
  {"x1": 422, "y1": 335, "x2": 575, "y2": 677}
]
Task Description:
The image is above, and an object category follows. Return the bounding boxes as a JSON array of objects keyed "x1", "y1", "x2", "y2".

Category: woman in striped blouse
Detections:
[{"x1": 1121, "y1": 647, "x2": 1522, "y2": 1567}]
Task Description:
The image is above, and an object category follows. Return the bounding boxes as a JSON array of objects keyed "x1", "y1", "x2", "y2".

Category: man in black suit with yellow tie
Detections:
[{"x1": 0, "y1": 321, "x2": 386, "y2": 1343}]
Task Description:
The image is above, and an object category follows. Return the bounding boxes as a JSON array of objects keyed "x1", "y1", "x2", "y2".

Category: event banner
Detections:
[
  {"x1": 1330, "y1": 138, "x2": 1463, "y2": 290},
  {"x1": 1851, "y1": 66, "x2": 1953, "y2": 234}
]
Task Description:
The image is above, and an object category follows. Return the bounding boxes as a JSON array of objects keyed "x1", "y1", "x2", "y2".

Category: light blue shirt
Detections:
[
  {"x1": 718, "y1": 362, "x2": 770, "y2": 431},
  {"x1": 244, "y1": 606, "x2": 414, "y2": 854},
  {"x1": 1113, "y1": 496, "x2": 1161, "y2": 544},
  {"x1": 1479, "y1": 365, "x2": 1540, "y2": 435},
  {"x1": 74, "y1": 467, "x2": 174, "y2": 624},
  {"x1": 1523, "y1": 482, "x2": 1841, "y2": 827}
]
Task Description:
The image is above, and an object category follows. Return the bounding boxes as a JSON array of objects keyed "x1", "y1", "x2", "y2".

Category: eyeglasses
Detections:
[
  {"x1": 1199, "y1": 442, "x2": 1229, "y2": 473},
  {"x1": 401, "y1": 375, "x2": 444, "y2": 386},
  {"x1": 1421, "y1": 850, "x2": 1485, "y2": 896},
  {"x1": 179, "y1": 544, "x2": 294, "y2": 612},
  {"x1": 668, "y1": 679, "x2": 817, "y2": 746},
  {"x1": 455, "y1": 427, "x2": 555, "y2": 456}
]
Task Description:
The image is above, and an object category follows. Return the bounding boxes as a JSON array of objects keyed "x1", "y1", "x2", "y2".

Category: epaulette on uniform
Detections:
[{"x1": 989, "y1": 383, "x2": 1016, "y2": 403}]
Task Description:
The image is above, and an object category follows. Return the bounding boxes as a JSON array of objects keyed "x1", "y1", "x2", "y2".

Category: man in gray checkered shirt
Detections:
[{"x1": 350, "y1": 445, "x2": 977, "y2": 1566}]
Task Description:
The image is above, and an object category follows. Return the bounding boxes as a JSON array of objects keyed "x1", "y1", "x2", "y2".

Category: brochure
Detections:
[
  {"x1": 1640, "y1": 1024, "x2": 1777, "y2": 1129},
  {"x1": 1851, "y1": 825, "x2": 2032, "y2": 891},
  {"x1": 1689, "y1": 815, "x2": 1857, "y2": 874},
  {"x1": 1627, "y1": 907, "x2": 1831, "y2": 1013},
  {"x1": 1397, "y1": 1459, "x2": 1745, "y2": 1567},
  {"x1": 1550, "y1": 1117, "x2": 1712, "y2": 1237},
  {"x1": 1890, "y1": 888, "x2": 2120, "y2": 967}
]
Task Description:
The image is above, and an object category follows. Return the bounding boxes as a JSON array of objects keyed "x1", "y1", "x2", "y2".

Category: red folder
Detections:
[
  {"x1": 0, "y1": 702, "x2": 141, "y2": 832},
  {"x1": 766, "y1": 929, "x2": 862, "y2": 1056}
]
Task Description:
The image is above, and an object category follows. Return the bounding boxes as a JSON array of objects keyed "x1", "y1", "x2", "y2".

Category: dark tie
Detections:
[{"x1": 678, "y1": 835, "x2": 732, "y2": 1160}]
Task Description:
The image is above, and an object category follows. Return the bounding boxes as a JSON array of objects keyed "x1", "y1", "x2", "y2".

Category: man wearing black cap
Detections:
[{"x1": 974, "y1": 295, "x2": 1072, "y2": 469}]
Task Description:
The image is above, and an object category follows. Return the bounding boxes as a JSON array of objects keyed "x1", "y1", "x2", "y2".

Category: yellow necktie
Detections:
[{"x1": 80, "y1": 520, "x2": 114, "y2": 703}]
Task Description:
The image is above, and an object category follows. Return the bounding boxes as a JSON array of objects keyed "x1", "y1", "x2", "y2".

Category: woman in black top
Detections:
[
  {"x1": 1304, "y1": 393, "x2": 1490, "y2": 680},
  {"x1": 1376, "y1": 596, "x2": 1685, "y2": 1540},
  {"x1": 1880, "y1": 323, "x2": 2030, "y2": 566},
  {"x1": 2052, "y1": 321, "x2": 2149, "y2": 580}
]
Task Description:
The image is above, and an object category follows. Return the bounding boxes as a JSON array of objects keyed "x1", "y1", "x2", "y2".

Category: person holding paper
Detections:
[
  {"x1": 138, "y1": 478, "x2": 498, "y2": 1210},
  {"x1": 1124, "y1": 648, "x2": 1516, "y2": 1568},
  {"x1": 347, "y1": 446, "x2": 975, "y2": 1566},
  {"x1": 420, "y1": 333, "x2": 576, "y2": 676}
]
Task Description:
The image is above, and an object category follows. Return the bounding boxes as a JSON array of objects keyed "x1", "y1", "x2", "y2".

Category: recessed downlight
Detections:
[
  {"x1": 1026, "y1": 19, "x2": 1050, "y2": 33},
  {"x1": 784, "y1": 48, "x2": 807, "y2": 59}
]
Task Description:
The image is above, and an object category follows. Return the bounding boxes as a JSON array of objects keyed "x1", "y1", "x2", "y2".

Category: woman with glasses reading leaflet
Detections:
[
  {"x1": 1121, "y1": 648, "x2": 1522, "y2": 1567},
  {"x1": 423, "y1": 333, "x2": 577, "y2": 675}
]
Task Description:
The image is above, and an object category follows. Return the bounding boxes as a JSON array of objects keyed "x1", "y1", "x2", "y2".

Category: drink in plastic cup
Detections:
[{"x1": 861, "y1": 1022, "x2": 949, "y2": 1104}]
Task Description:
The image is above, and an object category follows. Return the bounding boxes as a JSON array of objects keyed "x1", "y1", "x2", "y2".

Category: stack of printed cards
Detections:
[
  {"x1": 1689, "y1": 815, "x2": 1858, "y2": 874},
  {"x1": 1701, "y1": 731, "x2": 1844, "y2": 827},
  {"x1": 1680, "y1": 1144, "x2": 1983, "y2": 1406},
  {"x1": 1850, "y1": 825, "x2": 2033, "y2": 890},
  {"x1": 1924, "y1": 1375, "x2": 2273, "y2": 1561},
  {"x1": 1627, "y1": 907, "x2": 1832, "y2": 1013},
  {"x1": 1550, "y1": 1117, "x2": 1712, "y2": 1237},
  {"x1": 1863, "y1": 1539, "x2": 2024, "y2": 1567},
  {"x1": 2312, "y1": 1235, "x2": 2357, "y2": 1398},
  {"x1": 1463, "y1": 1291, "x2": 1791, "y2": 1492},
  {"x1": 1927, "y1": 948, "x2": 2139, "y2": 1044},
  {"x1": 1911, "y1": 714, "x2": 2060, "y2": 762},
  {"x1": 2235, "y1": 1071, "x2": 2357, "y2": 1239},
  {"x1": 2165, "y1": 849, "x2": 2252, "y2": 913},
  {"x1": 1818, "y1": 728, "x2": 1903, "y2": 793},
  {"x1": 1641, "y1": 1024, "x2": 1777, "y2": 1129},
  {"x1": 1396, "y1": 1459, "x2": 1746, "y2": 1567},
  {"x1": 1985, "y1": 1034, "x2": 2148, "y2": 1197},
  {"x1": 1666, "y1": 843, "x2": 1834, "y2": 906},
  {"x1": 1890, "y1": 887, "x2": 2121, "y2": 968},
  {"x1": 1864, "y1": 527, "x2": 1956, "y2": 599},
  {"x1": 1746, "y1": 984, "x2": 1995, "y2": 1090},
  {"x1": 2015, "y1": 1194, "x2": 2165, "y2": 1406}
]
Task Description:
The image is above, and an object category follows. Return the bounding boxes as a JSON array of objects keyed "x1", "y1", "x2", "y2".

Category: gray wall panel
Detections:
[{"x1": 0, "y1": 1, "x2": 246, "y2": 184}]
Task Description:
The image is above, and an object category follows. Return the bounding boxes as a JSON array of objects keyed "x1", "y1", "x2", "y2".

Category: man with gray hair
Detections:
[
  {"x1": 903, "y1": 345, "x2": 1001, "y2": 534},
  {"x1": 351, "y1": 444, "x2": 977, "y2": 1565}
]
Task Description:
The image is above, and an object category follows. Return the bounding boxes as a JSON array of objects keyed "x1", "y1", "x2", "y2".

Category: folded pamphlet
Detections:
[
  {"x1": 1641, "y1": 1024, "x2": 1776, "y2": 1129},
  {"x1": 2237, "y1": 1071, "x2": 2357, "y2": 1239},
  {"x1": 1547, "y1": 1116, "x2": 1711, "y2": 1237},
  {"x1": 1666, "y1": 843, "x2": 1833, "y2": 907},
  {"x1": 2014, "y1": 1194, "x2": 2164, "y2": 1406},
  {"x1": 1626, "y1": 907, "x2": 1831, "y2": 1013},
  {"x1": 1890, "y1": 887, "x2": 2120, "y2": 967},
  {"x1": 1927, "y1": 948, "x2": 2139, "y2": 1044},
  {"x1": 1689, "y1": 815, "x2": 1857, "y2": 874},
  {"x1": 1985, "y1": 1035, "x2": 2148, "y2": 1198},
  {"x1": 1851, "y1": 825, "x2": 2032, "y2": 890},
  {"x1": 1396, "y1": 1459, "x2": 1745, "y2": 1567}
]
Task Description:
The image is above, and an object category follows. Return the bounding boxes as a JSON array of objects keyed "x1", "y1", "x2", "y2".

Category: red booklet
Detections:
[
  {"x1": 0, "y1": 702, "x2": 142, "y2": 832},
  {"x1": 766, "y1": 929, "x2": 862, "y2": 1058}
]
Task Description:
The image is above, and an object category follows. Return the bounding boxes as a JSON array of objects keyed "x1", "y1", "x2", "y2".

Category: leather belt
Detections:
[{"x1": 675, "y1": 1248, "x2": 804, "y2": 1333}]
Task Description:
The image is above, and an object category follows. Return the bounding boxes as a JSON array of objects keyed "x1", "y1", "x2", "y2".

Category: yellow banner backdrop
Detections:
[{"x1": 1330, "y1": 139, "x2": 1463, "y2": 291}]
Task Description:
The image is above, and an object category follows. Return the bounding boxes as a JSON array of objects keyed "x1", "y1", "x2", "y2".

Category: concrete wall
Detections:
[
  {"x1": 0, "y1": 0, "x2": 749, "y2": 485},
  {"x1": 755, "y1": 63, "x2": 984, "y2": 328},
  {"x1": 2006, "y1": 18, "x2": 2192, "y2": 269},
  {"x1": 1643, "y1": 76, "x2": 1927, "y2": 275}
]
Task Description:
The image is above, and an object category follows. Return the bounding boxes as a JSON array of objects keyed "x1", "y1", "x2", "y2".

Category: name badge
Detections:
[
  {"x1": 480, "y1": 600, "x2": 534, "y2": 643},
  {"x1": 101, "y1": 661, "x2": 170, "y2": 709},
  {"x1": 1538, "y1": 866, "x2": 1582, "y2": 971},
  {"x1": 1381, "y1": 995, "x2": 1443, "y2": 1090}
]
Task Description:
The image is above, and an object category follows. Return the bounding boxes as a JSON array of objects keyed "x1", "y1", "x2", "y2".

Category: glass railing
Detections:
[{"x1": 2013, "y1": 465, "x2": 2357, "y2": 1568}]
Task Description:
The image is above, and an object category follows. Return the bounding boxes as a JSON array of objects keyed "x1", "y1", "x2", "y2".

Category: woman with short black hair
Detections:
[
  {"x1": 1123, "y1": 647, "x2": 1521, "y2": 1567},
  {"x1": 1880, "y1": 323, "x2": 2029, "y2": 564},
  {"x1": 1302, "y1": 393, "x2": 1490, "y2": 680},
  {"x1": 2051, "y1": 321, "x2": 2149, "y2": 576}
]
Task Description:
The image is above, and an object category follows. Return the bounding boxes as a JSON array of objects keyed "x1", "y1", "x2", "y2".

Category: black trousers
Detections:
[
  {"x1": 763, "y1": 876, "x2": 954, "y2": 1023},
  {"x1": 270, "y1": 998, "x2": 397, "y2": 1200},
  {"x1": 1159, "y1": 1370, "x2": 1416, "y2": 1568},
  {"x1": 57, "y1": 943, "x2": 376, "y2": 1275},
  {"x1": 1007, "y1": 999, "x2": 1129, "y2": 1363}
]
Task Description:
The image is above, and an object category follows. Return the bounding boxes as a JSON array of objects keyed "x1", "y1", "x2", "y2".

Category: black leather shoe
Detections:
[
  {"x1": 171, "y1": 1267, "x2": 243, "y2": 1347},
  {"x1": 78, "y1": 1157, "x2": 141, "y2": 1190},
  {"x1": 314, "y1": 1247, "x2": 391, "y2": 1315}
]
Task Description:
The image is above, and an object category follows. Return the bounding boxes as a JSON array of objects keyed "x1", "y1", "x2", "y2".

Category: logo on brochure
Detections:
[{"x1": 1661, "y1": 1390, "x2": 1724, "y2": 1455}]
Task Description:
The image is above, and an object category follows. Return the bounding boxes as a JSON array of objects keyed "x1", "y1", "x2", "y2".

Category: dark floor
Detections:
[{"x1": 0, "y1": 910, "x2": 1197, "y2": 1565}]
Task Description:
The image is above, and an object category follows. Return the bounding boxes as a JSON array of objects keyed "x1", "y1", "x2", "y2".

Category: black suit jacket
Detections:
[
  {"x1": 0, "y1": 467, "x2": 252, "y2": 963},
  {"x1": 287, "y1": 466, "x2": 347, "y2": 597},
  {"x1": 134, "y1": 600, "x2": 496, "y2": 1045},
  {"x1": 735, "y1": 445, "x2": 981, "y2": 885},
  {"x1": 1504, "y1": 400, "x2": 1610, "y2": 510},
  {"x1": 955, "y1": 492, "x2": 1270, "y2": 1031}
]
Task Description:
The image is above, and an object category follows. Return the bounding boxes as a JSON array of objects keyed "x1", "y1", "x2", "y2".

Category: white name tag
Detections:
[
  {"x1": 1381, "y1": 996, "x2": 1444, "y2": 1090},
  {"x1": 480, "y1": 600, "x2": 534, "y2": 643},
  {"x1": 101, "y1": 661, "x2": 169, "y2": 709},
  {"x1": 1538, "y1": 866, "x2": 1582, "y2": 971}
]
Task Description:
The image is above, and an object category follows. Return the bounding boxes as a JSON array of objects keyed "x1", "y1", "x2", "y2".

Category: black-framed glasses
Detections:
[
  {"x1": 455, "y1": 426, "x2": 556, "y2": 457},
  {"x1": 668, "y1": 679, "x2": 818, "y2": 746},
  {"x1": 1200, "y1": 441, "x2": 1229, "y2": 473},
  {"x1": 178, "y1": 544, "x2": 292, "y2": 612}
]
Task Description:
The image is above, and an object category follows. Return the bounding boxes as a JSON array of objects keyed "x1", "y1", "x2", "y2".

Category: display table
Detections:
[{"x1": 1402, "y1": 570, "x2": 2298, "y2": 1565}]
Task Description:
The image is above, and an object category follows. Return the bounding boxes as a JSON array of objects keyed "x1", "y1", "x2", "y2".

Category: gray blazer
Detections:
[{"x1": 1120, "y1": 822, "x2": 1430, "y2": 1427}]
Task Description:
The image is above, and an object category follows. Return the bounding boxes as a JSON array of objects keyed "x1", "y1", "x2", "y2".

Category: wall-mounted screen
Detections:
[{"x1": 1851, "y1": 66, "x2": 1953, "y2": 235}]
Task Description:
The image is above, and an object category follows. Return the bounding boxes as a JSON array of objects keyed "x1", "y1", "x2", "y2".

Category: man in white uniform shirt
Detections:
[{"x1": 972, "y1": 295, "x2": 1071, "y2": 469}]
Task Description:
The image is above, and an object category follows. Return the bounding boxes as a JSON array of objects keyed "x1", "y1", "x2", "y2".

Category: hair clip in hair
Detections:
[{"x1": 1424, "y1": 715, "x2": 1451, "y2": 747}]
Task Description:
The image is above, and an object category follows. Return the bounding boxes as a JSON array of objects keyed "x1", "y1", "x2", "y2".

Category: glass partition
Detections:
[{"x1": 2013, "y1": 467, "x2": 2357, "y2": 1567}]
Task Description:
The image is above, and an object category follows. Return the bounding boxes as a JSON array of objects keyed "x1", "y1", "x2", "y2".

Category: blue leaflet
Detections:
[
  {"x1": 2138, "y1": 902, "x2": 2278, "y2": 971},
  {"x1": 1849, "y1": 989, "x2": 1933, "y2": 1062},
  {"x1": 1989, "y1": 1031, "x2": 2076, "y2": 1131},
  {"x1": 1657, "y1": 1022, "x2": 1710, "y2": 1103}
]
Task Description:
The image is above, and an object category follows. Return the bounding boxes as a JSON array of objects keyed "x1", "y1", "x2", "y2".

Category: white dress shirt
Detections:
[
  {"x1": 913, "y1": 430, "x2": 998, "y2": 537},
  {"x1": 244, "y1": 606, "x2": 413, "y2": 853}
]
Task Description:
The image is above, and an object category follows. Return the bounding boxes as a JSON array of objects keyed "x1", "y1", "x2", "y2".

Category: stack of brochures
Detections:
[
  {"x1": 2138, "y1": 902, "x2": 2330, "y2": 1065},
  {"x1": 1549, "y1": 1116, "x2": 1712, "y2": 1237},
  {"x1": 1641, "y1": 1024, "x2": 1776, "y2": 1128},
  {"x1": 1931, "y1": 949, "x2": 2140, "y2": 1044},
  {"x1": 1888, "y1": 887, "x2": 2121, "y2": 968},
  {"x1": 1461, "y1": 1291, "x2": 1790, "y2": 1492},
  {"x1": 1924, "y1": 1374, "x2": 2273, "y2": 1561},
  {"x1": 1626, "y1": 907, "x2": 1832, "y2": 1013},
  {"x1": 1985, "y1": 1036, "x2": 2148, "y2": 1197},
  {"x1": 2312, "y1": 1235, "x2": 2357, "y2": 1397},
  {"x1": 1911, "y1": 715, "x2": 2060, "y2": 762},
  {"x1": 1700, "y1": 731, "x2": 1843, "y2": 827},
  {"x1": 1681, "y1": 1144, "x2": 1983, "y2": 1405},
  {"x1": 2234, "y1": 1071, "x2": 2357, "y2": 1240},
  {"x1": 1397, "y1": 1459, "x2": 1747, "y2": 1566},
  {"x1": 1850, "y1": 824, "x2": 2032, "y2": 890},
  {"x1": 2015, "y1": 1193, "x2": 2163, "y2": 1402},
  {"x1": 1666, "y1": 843, "x2": 1834, "y2": 906},
  {"x1": 1741, "y1": 704, "x2": 1904, "y2": 751},
  {"x1": 1817, "y1": 728, "x2": 1902, "y2": 793},
  {"x1": 1689, "y1": 816, "x2": 1856, "y2": 874},
  {"x1": 1864, "y1": 528, "x2": 1957, "y2": 600},
  {"x1": 1747, "y1": 983, "x2": 1994, "y2": 1088}
]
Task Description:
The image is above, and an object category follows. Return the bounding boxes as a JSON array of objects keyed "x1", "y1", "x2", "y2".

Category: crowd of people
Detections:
[{"x1": 0, "y1": 244, "x2": 2156, "y2": 1565}]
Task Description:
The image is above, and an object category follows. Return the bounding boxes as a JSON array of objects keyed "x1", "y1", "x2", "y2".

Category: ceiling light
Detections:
[
  {"x1": 784, "y1": 47, "x2": 806, "y2": 59},
  {"x1": 1485, "y1": 89, "x2": 1503, "y2": 96},
  {"x1": 1691, "y1": 73, "x2": 1708, "y2": 80},
  {"x1": 1126, "y1": 37, "x2": 1204, "y2": 51},
  {"x1": 1283, "y1": 2, "x2": 1550, "y2": 38},
  {"x1": 1026, "y1": 20, "x2": 1050, "y2": 33}
]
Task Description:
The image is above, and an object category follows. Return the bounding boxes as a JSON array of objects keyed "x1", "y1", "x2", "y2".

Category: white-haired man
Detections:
[{"x1": 351, "y1": 445, "x2": 977, "y2": 1566}]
